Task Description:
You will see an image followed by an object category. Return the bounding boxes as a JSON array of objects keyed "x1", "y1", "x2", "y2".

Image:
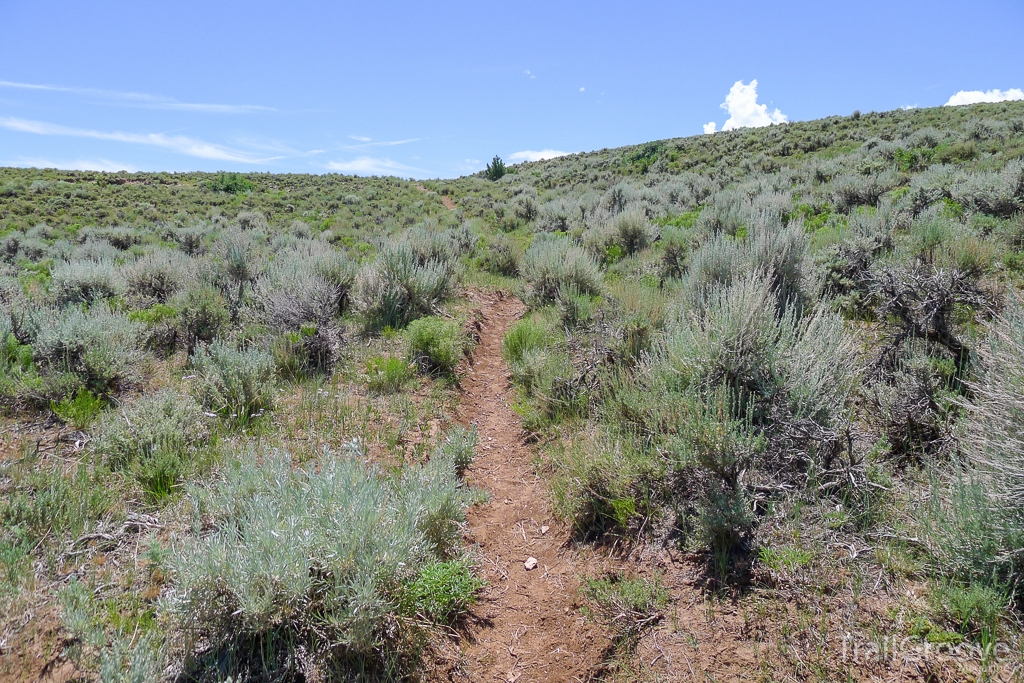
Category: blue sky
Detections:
[{"x1": 1, "y1": 0, "x2": 1021, "y2": 179}]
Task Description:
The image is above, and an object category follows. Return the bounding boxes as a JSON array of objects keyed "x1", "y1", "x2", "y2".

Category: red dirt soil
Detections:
[{"x1": 451, "y1": 291, "x2": 609, "y2": 683}]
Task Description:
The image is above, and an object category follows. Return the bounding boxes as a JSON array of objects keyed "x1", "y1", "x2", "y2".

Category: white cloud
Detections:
[
  {"x1": 0, "y1": 79, "x2": 272, "y2": 113},
  {"x1": 341, "y1": 138, "x2": 419, "y2": 149},
  {"x1": 709, "y1": 79, "x2": 787, "y2": 132},
  {"x1": 580, "y1": 87, "x2": 585, "y2": 92},
  {"x1": 703, "y1": 121, "x2": 717, "y2": 135},
  {"x1": 349, "y1": 135, "x2": 372, "y2": 142},
  {"x1": 525, "y1": 70, "x2": 535, "y2": 79},
  {"x1": 324, "y1": 156, "x2": 426, "y2": 176},
  {"x1": 901, "y1": 104, "x2": 919, "y2": 110},
  {"x1": 944, "y1": 88, "x2": 1024, "y2": 107},
  {"x1": 509, "y1": 149, "x2": 570, "y2": 162},
  {"x1": 6, "y1": 157, "x2": 139, "y2": 172},
  {"x1": 0, "y1": 116, "x2": 276, "y2": 163}
]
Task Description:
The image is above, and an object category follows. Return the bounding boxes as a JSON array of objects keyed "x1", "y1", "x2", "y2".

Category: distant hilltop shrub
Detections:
[
  {"x1": 485, "y1": 155, "x2": 506, "y2": 181},
  {"x1": 206, "y1": 173, "x2": 254, "y2": 194}
]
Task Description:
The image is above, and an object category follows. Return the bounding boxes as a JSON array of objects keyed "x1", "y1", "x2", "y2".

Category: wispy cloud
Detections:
[
  {"x1": 509, "y1": 149, "x2": 570, "y2": 162},
  {"x1": 324, "y1": 156, "x2": 427, "y2": 176},
  {"x1": 705, "y1": 79, "x2": 787, "y2": 134},
  {"x1": 0, "y1": 79, "x2": 273, "y2": 113},
  {"x1": 945, "y1": 88, "x2": 1024, "y2": 107},
  {"x1": 525, "y1": 70, "x2": 536, "y2": 79},
  {"x1": 349, "y1": 135, "x2": 372, "y2": 142},
  {"x1": 0, "y1": 116, "x2": 277, "y2": 163},
  {"x1": 5, "y1": 157, "x2": 139, "y2": 172},
  {"x1": 341, "y1": 138, "x2": 419, "y2": 149}
]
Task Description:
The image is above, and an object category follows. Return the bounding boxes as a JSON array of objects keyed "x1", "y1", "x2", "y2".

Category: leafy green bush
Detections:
[
  {"x1": 190, "y1": 340, "x2": 275, "y2": 423},
  {"x1": 405, "y1": 316, "x2": 465, "y2": 374},
  {"x1": 166, "y1": 446, "x2": 478, "y2": 678},
  {"x1": 400, "y1": 559, "x2": 483, "y2": 624},
  {"x1": 206, "y1": 173, "x2": 254, "y2": 194},
  {"x1": 485, "y1": 155, "x2": 506, "y2": 181}
]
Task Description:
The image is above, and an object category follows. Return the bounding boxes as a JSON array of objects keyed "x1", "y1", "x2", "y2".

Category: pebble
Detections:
[{"x1": 524, "y1": 557, "x2": 538, "y2": 571}]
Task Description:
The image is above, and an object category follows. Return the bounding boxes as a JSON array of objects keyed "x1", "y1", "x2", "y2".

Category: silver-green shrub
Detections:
[
  {"x1": 254, "y1": 257, "x2": 339, "y2": 330},
  {"x1": 355, "y1": 241, "x2": 457, "y2": 328},
  {"x1": 190, "y1": 340, "x2": 275, "y2": 421},
  {"x1": 51, "y1": 259, "x2": 125, "y2": 305},
  {"x1": 520, "y1": 235, "x2": 601, "y2": 305},
  {"x1": 951, "y1": 159, "x2": 1024, "y2": 218},
  {"x1": 166, "y1": 445, "x2": 478, "y2": 674},
  {"x1": 124, "y1": 250, "x2": 193, "y2": 304},
  {"x1": 92, "y1": 389, "x2": 207, "y2": 472},
  {"x1": 33, "y1": 307, "x2": 145, "y2": 394},
  {"x1": 831, "y1": 169, "x2": 898, "y2": 212},
  {"x1": 584, "y1": 209, "x2": 658, "y2": 259}
]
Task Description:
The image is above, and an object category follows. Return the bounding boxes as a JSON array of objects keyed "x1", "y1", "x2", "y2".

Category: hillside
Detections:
[{"x1": 2, "y1": 100, "x2": 1024, "y2": 682}]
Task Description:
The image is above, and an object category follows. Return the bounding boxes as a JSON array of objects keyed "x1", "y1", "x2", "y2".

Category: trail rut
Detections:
[{"x1": 452, "y1": 292, "x2": 607, "y2": 683}]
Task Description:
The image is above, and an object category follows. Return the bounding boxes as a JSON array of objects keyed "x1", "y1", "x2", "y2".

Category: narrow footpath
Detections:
[{"x1": 452, "y1": 292, "x2": 607, "y2": 683}]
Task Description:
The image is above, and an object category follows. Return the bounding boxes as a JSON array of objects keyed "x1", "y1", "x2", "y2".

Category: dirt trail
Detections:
[{"x1": 453, "y1": 292, "x2": 607, "y2": 683}]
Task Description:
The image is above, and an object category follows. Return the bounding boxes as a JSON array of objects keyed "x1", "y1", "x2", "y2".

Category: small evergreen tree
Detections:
[{"x1": 485, "y1": 155, "x2": 506, "y2": 181}]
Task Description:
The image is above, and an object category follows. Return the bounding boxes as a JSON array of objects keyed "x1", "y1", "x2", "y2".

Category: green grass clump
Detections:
[
  {"x1": 0, "y1": 458, "x2": 119, "y2": 545},
  {"x1": 365, "y1": 355, "x2": 415, "y2": 394},
  {"x1": 51, "y1": 387, "x2": 104, "y2": 428},
  {"x1": 401, "y1": 559, "x2": 483, "y2": 624},
  {"x1": 405, "y1": 316, "x2": 465, "y2": 374},
  {"x1": 582, "y1": 572, "x2": 668, "y2": 645},
  {"x1": 502, "y1": 317, "x2": 548, "y2": 368}
]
